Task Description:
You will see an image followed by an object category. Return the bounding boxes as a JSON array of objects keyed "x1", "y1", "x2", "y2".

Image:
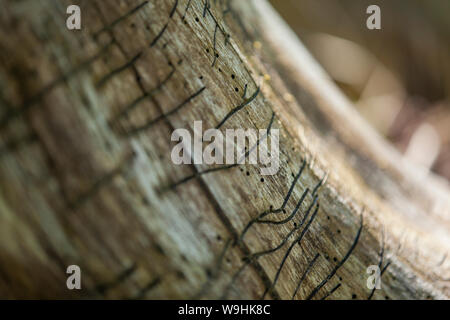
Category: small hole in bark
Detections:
[{"x1": 154, "y1": 244, "x2": 166, "y2": 256}]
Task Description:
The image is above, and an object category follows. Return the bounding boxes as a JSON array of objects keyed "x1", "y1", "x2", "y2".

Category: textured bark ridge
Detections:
[{"x1": 0, "y1": 0, "x2": 449, "y2": 299}]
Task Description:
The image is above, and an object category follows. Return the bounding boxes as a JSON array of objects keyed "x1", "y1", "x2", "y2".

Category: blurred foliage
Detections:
[{"x1": 270, "y1": 0, "x2": 450, "y2": 181}]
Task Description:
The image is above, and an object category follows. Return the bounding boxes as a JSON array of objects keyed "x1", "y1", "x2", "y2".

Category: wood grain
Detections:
[{"x1": 0, "y1": 0, "x2": 448, "y2": 299}]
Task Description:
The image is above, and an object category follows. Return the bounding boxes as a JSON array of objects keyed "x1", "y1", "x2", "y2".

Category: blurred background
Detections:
[{"x1": 269, "y1": 0, "x2": 450, "y2": 181}]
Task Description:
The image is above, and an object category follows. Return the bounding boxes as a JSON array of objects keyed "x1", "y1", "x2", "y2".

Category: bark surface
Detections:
[{"x1": 0, "y1": 0, "x2": 449, "y2": 299}]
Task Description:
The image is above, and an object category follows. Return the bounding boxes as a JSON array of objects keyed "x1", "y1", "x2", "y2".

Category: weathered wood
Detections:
[{"x1": 0, "y1": 0, "x2": 448, "y2": 299}]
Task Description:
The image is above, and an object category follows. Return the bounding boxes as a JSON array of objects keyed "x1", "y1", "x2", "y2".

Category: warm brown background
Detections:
[{"x1": 270, "y1": 0, "x2": 450, "y2": 180}]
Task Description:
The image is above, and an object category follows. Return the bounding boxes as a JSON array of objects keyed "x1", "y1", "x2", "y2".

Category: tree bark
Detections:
[{"x1": 0, "y1": 0, "x2": 449, "y2": 299}]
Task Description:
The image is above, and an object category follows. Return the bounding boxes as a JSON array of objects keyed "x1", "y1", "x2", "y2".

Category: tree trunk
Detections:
[{"x1": 0, "y1": 0, "x2": 449, "y2": 299}]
